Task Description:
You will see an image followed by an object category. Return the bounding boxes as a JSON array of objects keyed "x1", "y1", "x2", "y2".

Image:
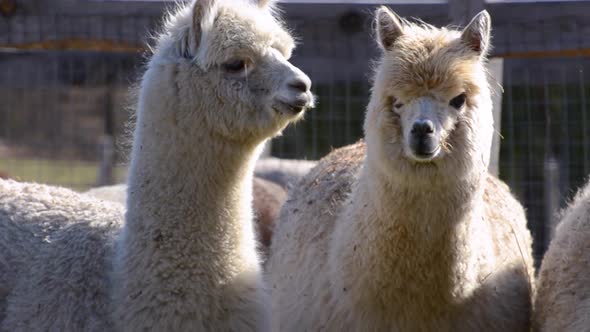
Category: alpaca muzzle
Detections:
[
  {"x1": 274, "y1": 64, "x2": 314, "y2": 115},
  {"x1": 274, "y1": 90, "x2": 314, "y2": 115},
  {"x1": 273, "y1": 99, "x2": 308, "y2": 115},
  {"x1": 409, "y1": 118, "x2": 440, "y2": 161}
]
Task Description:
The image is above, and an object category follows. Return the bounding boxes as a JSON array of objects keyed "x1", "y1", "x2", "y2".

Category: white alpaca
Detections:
[
  {"x1": 533, "y1": 180, "x2": 590, "y2": 331},
  {"x1": 0, "y1": 0, "x2": 313, "y2": 330},
  {"x1": 268, "y1": 8, "x2": 534, "y2": 331}
]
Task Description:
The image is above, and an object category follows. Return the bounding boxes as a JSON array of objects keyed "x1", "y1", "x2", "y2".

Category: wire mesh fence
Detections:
[
  {"x1": 0, "y1": 50, "x2": 140, "y2": 190},
  {"x1": 500, "y1": 57, "x2": 590, "y2": 261},
  {"x1": 1, "y1": 0, "x2": 590, "y2": 262}
]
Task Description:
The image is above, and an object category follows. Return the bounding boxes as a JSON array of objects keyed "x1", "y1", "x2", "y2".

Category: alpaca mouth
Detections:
[
  {"x1": 272, "y1": 100, "x2": 308, "y2": 115},
  {"x1": 409, "y1": 145, "x2": 441, "y2": 163},
  {"x1": 408, "y1": 133, "x2": 441, "y2": 162}
]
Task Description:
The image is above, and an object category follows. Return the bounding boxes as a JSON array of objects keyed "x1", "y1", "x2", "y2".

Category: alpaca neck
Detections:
[
  {"x1": 331, "y1": 160, "x2": 492, "y2": 316},
  {"x1": 119, "y1": 105, "x2": 262, "y2": 288}
]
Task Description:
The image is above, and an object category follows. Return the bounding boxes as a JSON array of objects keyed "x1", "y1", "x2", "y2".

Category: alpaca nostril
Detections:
[
  {"x1": 288, "y1": 79, "x2": 310, "y2": 93},
  {"x1": 411, "y1": 120, "x2": 435, "y2": 137}
]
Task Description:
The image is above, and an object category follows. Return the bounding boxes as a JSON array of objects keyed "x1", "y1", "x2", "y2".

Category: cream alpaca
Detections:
[
  {"x1": 0, "y1": 0, "x2": 313, "y2": 330},
  {"x1": 268, "y1": 8, "x2": 534, "y2": 331},
  {"x1": 533, "y1": 180, "x2": 590, "y2": 331}
]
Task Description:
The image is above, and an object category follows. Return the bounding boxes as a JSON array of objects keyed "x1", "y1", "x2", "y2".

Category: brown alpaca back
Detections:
[{"x1": 252, "y1": 177, "x2": 287, "y2": 250}]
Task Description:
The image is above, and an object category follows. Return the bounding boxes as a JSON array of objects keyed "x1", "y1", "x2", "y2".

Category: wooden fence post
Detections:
[
  {"x1": 97, "y1": 135, "x2": 115, "y2": 186},
  {"x1": 97, "y1": 87, "x2": 116, "y2": 186}
]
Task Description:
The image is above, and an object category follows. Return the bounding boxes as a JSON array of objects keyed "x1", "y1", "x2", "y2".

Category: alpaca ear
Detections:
[
  {"x1": 460, "y1": 10, "x2": 491, "y2": 56},
  {"x1": 375, "y1": 6, "x2": 404, "y2": 51},
  {"x1": 192, "y1": 0, "x2": 216, "y2": 50}
]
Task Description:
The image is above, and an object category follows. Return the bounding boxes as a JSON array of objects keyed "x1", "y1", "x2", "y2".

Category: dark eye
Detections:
[
  {"x1": 222, "y1": 59, "x2": 247, "y2": 73},
  {"x1": 392, "y1": 97, "x2": 404, "y2": 109},
  {"x1": 449, "y1": 93, "x2": 467, "y2": 109}
]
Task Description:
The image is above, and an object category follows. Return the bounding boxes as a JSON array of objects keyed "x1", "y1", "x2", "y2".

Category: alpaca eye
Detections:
[
  {"x1": 449, "y1": 93, "x2": 467, "y2": 109},
  {"x1": 223, "y1": 59, "x2": 248, "y2": 73},
  {"x1": 392, "y1": 97, "x2": 404, "y2": 109}
]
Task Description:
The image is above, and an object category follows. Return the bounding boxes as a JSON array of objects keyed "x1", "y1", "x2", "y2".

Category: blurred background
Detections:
[{"x1": 1, "y1": 0, "x2": 589, "y2": 264}]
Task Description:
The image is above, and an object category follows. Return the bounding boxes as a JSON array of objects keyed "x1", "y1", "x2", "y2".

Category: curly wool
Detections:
[{"x1": 533, "y1": 181, "x2": 590, "y2": 331}]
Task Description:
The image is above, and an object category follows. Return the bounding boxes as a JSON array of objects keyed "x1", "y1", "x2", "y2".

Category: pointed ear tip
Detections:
[
  {"x1": 378, "y1": 6, "x2": 401, "y2": 18},
  {"x1": 376, "y1": 6, "x2": 402, "y2": 25},
  {"x1": 375, "y1": 6, "x2": 389, "y2": 16},
  {"x1": 476, "y1": 10, "x2": 491, "y2": 22}
]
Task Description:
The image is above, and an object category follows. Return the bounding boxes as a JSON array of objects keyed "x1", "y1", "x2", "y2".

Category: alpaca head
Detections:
[
  {"x1": 139, "y1": 0, "x2": 313, "y2": 145},
  {"x1": 365, "y1": 7, "x2": 493, "y2": 185}
]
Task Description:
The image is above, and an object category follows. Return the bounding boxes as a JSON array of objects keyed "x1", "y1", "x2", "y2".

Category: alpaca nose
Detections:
[
  {"x1": 409, "y1": 118, "x2": 439, "y2": 159},
  {"x1": 411, "y1": 119, "x2": 435, "y2": 138},
  {"x1": 288, "y1": 76, "x2": 311, "y2": 93}
]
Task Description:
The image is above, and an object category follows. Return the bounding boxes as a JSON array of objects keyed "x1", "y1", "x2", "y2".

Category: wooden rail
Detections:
[
  {"x1": 2, "y1": 0, "x2": 589, "y2": 57},
  {"x1": 0, "y1": 39, "x2": 144, "y2": 52}
]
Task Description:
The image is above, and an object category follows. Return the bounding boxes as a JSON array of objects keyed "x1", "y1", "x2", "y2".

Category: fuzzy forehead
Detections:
[
  {"x1": 380, "y1": 24, "x2": 484, "y2": 99},
  {"x1": 205, "y1": 4, "x2": 295, "y2": 62}
]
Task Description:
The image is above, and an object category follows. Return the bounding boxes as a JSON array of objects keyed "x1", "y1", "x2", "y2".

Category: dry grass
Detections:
[{"x1": 0, "y1": 158, "x2": 127, "y2": 191}]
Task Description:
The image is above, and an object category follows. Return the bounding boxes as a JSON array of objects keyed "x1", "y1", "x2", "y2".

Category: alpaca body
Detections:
[
  {"x1": 86, "y1": 184, "x2": 128, "y2": 204},
  {"x1": 0, "y1": 0, "x2": 312, "y2": 330},
  {"x1": 534, "y1": 181, "x2": 590, "y2": 331},
  {"x1": 0, "y1": 145, "x2": 266, "y2": 331},
  {"x1": 0, "y1": 181, "x2": 122, "y2": 331},
  {"x1": 254, "y1": 157, "x2": 317, "y2": 189},
  {"x1": 252, "y1": 177, "x2": 287, "y2": 250},
  {"x1": 269, "y1": 143, "x2": 533, "y2": 331},
  {"x1": 269, "y1": 8, "x2": 534, "y2": 331}
]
